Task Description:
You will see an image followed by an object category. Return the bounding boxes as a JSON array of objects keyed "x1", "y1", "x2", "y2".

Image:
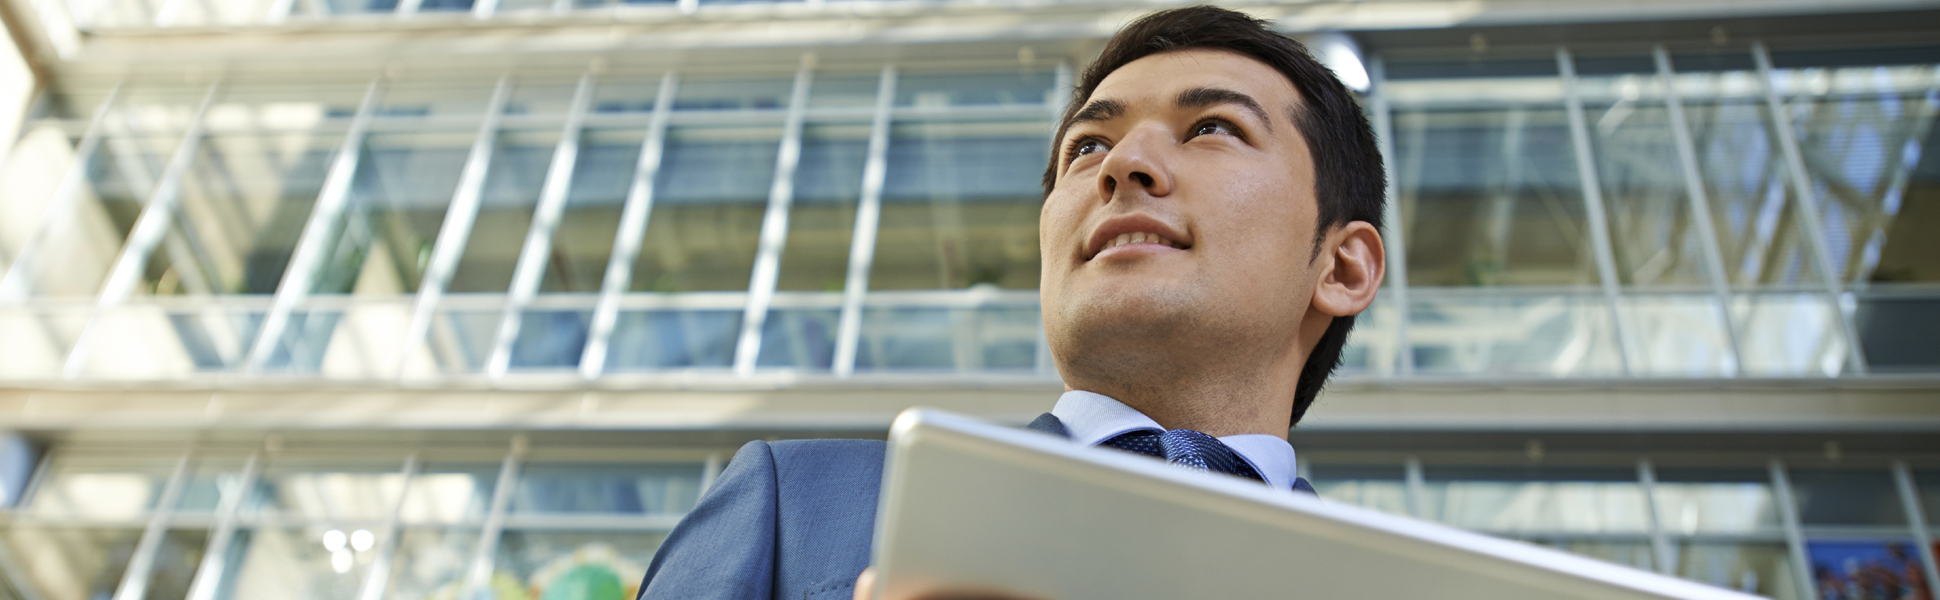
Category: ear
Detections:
[{"x1": 1311, "y1": 221, "x2": 1385, "y2": 318}]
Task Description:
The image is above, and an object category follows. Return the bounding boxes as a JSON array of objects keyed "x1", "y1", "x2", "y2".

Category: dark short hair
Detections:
[{"x1": 1042, "y1": 5, "x2": 1386, "y2": 427}]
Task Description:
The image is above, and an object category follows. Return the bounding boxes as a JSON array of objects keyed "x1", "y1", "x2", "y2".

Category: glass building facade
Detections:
[{"x1": 0, "y1": 0, "x2": 1937, "y2": 598}]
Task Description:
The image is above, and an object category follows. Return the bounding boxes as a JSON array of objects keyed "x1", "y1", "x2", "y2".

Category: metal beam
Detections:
[
  {"x1": 355, "y1": 453, "x2": 419, "y2": 600},
  {"x1": 1768, "y1": 459, "x2": 1819, "y2": 600},
  {"x1": 243, "y1": 78, "x2": 384, "y2": 372},
  {"x1": 396, "y1": 75, "x2": 513, "y2": 381},
  {"x1": 1557, "y1": 47, "x2": 1637, "y2": 376},
  {"x1": 183, "y1": 452, "x2": 260, "y2": 600},
  {"x1": 1636, "y1": 458, "x2": 1676, "y2": 575},
  {"x1": 1653, "y1": 46, "x2": 1745, "y2": 377},
  {"x1": 732, "y1": 58, "x2": 814, "y2": 377},
  {"x1": 458, "y1": 436, "x2": 524, "y2": 600},
  {"x1": 110, "y1": 450, "x2": 191, "y2": 600},
  {"x1": 1369, "y1": 56, "x2": 1413, "y2": 376},
  {"x1": 0, "y1": 82, "x2": 123, "y2": 301},
  {"x1": 487, "y1": 72, "x2": 596, "y2": 380},
  {"x1": 63, "y1": 81, "x2": 221, "y2": 379},
  {"x1": 580, "y1": 71, "x2": 677, "y2": 380},
  {"x1": 1892, "y1": 460, "x2": 1940, "y2": 599},
  {"x1": 1750, "y1": 41, "x2": 1869, "y2": 376},
  {"x1": 833, "y1": 64, "x2": 896, "y2": 378}
]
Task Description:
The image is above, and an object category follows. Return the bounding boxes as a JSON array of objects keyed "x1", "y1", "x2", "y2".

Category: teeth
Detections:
[{"x1": 1106, "y1": 231, "x2": 1177, "y2": 250}]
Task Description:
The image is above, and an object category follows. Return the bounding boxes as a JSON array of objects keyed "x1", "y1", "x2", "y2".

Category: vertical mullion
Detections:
[
  {"x1": 1637, "y1": 458, "x2": 1676, "y2": 575},
  {"x1": 580, "y1": 72, "x2": 677, "y2": 379},
  {"x1": 396, "y1": 75, "x2": 513, "y2": 381},
  {"x1": 488, "y1": 72, "x2": 597, "y2": 380},
  {"x1": 833, "y1": 64, "x2": 897, "y2": 378},
  {"x1": 0, "y1": 82, "x2": 124, "y2": 300},
  {"x1": 1654, "y1": 46, "x2": 1746, "y2": 377},
  {"x1": 355, "y1": 453, "x2": 419, "y2": 600},
  {"x1": 1368, "y1": 56, "x2": 1412, "y2": 376},
  {"x1": 64, "y1": 82, "x2": 221, "y2": 379},
  {"x1": 732, "y1": 60, "x2": 814, "y2": 376},
  {"x1": 458, "y1": 438, "x2": 524, "y2": 599},
  {"x1": 1403, "y1": 455, "x2": 1426, "y2": 519},
  {"x1": 183, "y1": 452, "x2": 259, "y2": 600},
  {"x1": 1750, "y1": 41, "x2": 1869, "y2": 376},
  {"x1": 1769, "y1": 458, "x2": 1819, "y2": 600},
  {"x1": 1557, "y1": 47, "x2": 1638, "y2": 376},
  {"x1": 1891, "y1": 460, "x2": 1940, "y2": 595},
  {"x1": 111, "y1": 450, "x2": 192, "y2": 600},
  {"x1": 243, "y1": 78, "x2": 384, "y2": 372}
]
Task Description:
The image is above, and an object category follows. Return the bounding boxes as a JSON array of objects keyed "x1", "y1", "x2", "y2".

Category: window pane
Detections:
[
  {"x1": 854, "y1": 304, "x2": 1040, "y2": 372},
  {"x1": 672, "y1": 77, "x2": 792, "y2": 112},
  {"x1": 627, "y1": 125, "x2": 777, "y2": 292},
  {"x1": 0, "y1": 307, "x2": 89, "y2": 379},
  {"x1": 495, "y1": 531, "x2": 665, "y2": 600},
  {"x1": 225, "y1": 526, "x2": 375, "y2": 600},
  {"x1": 808, "y1": 73, "x2": 882, "y2": 109},
  {"x1": 1579, "y1": 71, "x2": 1713, "y2": 288},
  {"x1": 1917, "y1": 468, "x2": 1940, "y2": 529},
  {"x1": 445, "y1": 129, "x2": 558, "y2": 294},
  {"x1": 1778, "y1": 65, "x2": 1940, "y2": 285},
  {"x1": 20, "y1": 133, "x2": 169, "y2": 296},
  {"x1": 1856, "y1": 294, "x2": 1940, "y2": 372},
  {"x1": 1675, "y1": 71, "x2": 1830, "y2": 289},
  {"x1": 1408, "y1": 294, "x2": 1624, "y2": 377},
  {"x1": 0, "y1": 525, "x2": 142, "y2": 600},
  {"x1": 1732, "y1": 293, "x2": 1847, "y2": 376},
  {"x1": 604, "y1": 308, "x2": 740, "y2": 371},
  {"x1": 1788, "y1": 467, "x2": 1907, "y2": 527},
  {"x1": 248, "y1": 458, "x2": 406, "y2": 521},
  {"x1": 139, "y1": 529, "x2": 209, "y2": 600},
  {"x1": 537, "y1": 128, "x2": 643, "y2": 294},
  {"x1": 1307, "y1": 462, "x2": 1409, "y2": 516},
  {"x1": 1421, "y1": 464, "x2": 1649, "y2": 534},
  {"x1": 1673, "y1": 541, "x2": 1801, "y2": 600},
  {"x1": 872, "y1": 120, "x2": 1045, "y2": 290},
  {"x1": 895, "y1": 70, "x2": 1057, "y2": 108},
  {"x1": 386, "y1": 527, "x2": 480, "y2": 600},
  {"x1": 312, "y1": 129, "x2": 472, "y2": 295},
  {"x1": 175, "y1": 455, "x2": 253, "y2": 513},
  {"x1": 512, "y1": 462, "x2": 702, "y2": 515},
  {"x1": 754, "y1": 306, "x2": 838, "y2": 370},
  {"x1": 775, "y1": 123, "x2": 866, "y2": 292},
  {"x1": 399, "y1": 462, "x2": 501, "y2": 523},
  {"x1": 510, "y1": 309, "x2": 591, "y2": 370},
  {"x1": 1390, "y1": 75, "x2": 1591, "y2": 287},
  {"x1": 416, "y1": 307, "x2": 498, "y2": 376},
  {"x1": 28, "y1": 453, "x2": 178, "y2": 519},
  {"x1": 1620, "y1": 295, "x2": 1735, "y2": 376},
  {"x1": 141, "y1": 129, "x2": 338, "y2": 296},
  {"x1": 1652, "y1": 466, "x2": 1783, "y2": 535}
]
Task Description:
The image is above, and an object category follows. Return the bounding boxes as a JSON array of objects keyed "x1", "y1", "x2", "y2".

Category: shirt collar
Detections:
[{"x1": 1049, "y1": 390, "x2": 1299, "y2": 491}]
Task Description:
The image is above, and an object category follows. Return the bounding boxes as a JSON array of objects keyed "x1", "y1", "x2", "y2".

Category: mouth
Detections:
[{"x1": 1084, "y1": 216, "x2": 1192, "y2": 261}]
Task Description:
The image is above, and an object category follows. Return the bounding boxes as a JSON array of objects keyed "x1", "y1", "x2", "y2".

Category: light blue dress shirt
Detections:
[{"x1": 1049, "y1": 390, "x2": 1300, "y2": 491}]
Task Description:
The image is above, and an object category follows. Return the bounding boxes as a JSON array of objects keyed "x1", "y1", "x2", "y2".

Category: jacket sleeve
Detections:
[{"x1": 639, "y1": 440, "x2": 779, "y2": 600}]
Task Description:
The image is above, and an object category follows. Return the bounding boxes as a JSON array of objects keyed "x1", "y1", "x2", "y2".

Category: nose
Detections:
[{"x1": 1096, "y1": 126, "x2": 1174, "y2": 201}]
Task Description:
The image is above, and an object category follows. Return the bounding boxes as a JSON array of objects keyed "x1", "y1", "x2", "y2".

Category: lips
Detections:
[{"x1": 1084, "y1": 215, "x2": 1192, "y2": 260}]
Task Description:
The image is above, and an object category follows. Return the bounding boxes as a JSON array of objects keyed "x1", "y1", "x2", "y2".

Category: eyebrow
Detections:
[{"x1": 1063, "y1": 86, "x2": 1274, "y2": 135}]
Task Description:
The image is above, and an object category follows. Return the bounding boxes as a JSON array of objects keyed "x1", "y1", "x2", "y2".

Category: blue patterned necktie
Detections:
[{"x1": 1101, "y1": 429, "x2": 1264, "y2": 482}]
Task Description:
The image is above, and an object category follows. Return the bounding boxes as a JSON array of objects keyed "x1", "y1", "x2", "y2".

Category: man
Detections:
[{"x1": 638, "y1": 6, "x2": 1385, "y2": 599}]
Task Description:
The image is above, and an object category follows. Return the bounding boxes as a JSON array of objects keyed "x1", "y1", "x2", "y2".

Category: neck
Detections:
[{"x1": 1060, "y1": 344, "x2": 1303, "y2": 439}]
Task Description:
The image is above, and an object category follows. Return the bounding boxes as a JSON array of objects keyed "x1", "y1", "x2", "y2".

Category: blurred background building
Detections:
[{"x1": 0, "y1": 0, "x2": 1937, "y2": 597}]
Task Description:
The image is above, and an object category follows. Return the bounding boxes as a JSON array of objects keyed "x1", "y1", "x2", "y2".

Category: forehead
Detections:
[{"x1": 1089, "y1": 48, "x2": 1303, "y2": 113}]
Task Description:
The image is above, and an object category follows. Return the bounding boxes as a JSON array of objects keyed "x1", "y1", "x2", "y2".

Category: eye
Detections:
[
  {"x1": 1065, "y1": 136, "x2": 1110, "y2": 164},
  {"x1": 1190, "y1": 119, "x2": 1238, "y2": 138}
]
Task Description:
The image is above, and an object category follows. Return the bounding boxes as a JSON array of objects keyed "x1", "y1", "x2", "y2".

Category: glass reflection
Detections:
[
  {"x1": 872, "y1": 120, "x2": 1045, "y2": 290},
  {"x1": 1652, "y1": 466, "x2": 1782, "y2": 535},
  {"x1": 1578, "y1": 72, "x2": 1713, "y2": 288},
  {"x1": 777, "y1": 123, "x2": 867, "y2": 292},
  {"x1": 0, "y1": 525, "x2": 142, "y2": 600},
  {"x1": 854, "y1": 304, "x2": 1039, "y2": 372},
  {"x1": 603, "y1": 309, "x2": 740, "y2": 371},
  {"x1": 1408, "y1": 294, "x2": 1624, "y2": 377},
  {"x1": 311, "y1": 130, "x2": 472, "y2": 296},
  {"x1": 248, "y1": 459, "x2": 406, "y2": 521},
  {"x1": 1420, "y1": 464, "x2": 1650, "y2": 534},
  {"x1": 495, "y1": 530, "x2": 665, "y2": 600},
  {"x1": 224, "y1": 526, "x2": 373, "y2": 600},
  {"x1": 627, "y1": 125, "x2": 777, "y2": 292},
  {"x1": 1675, "y1": 70, "x2": 1830, "y2": 289},
  {"x1": 536, "y1": 129, "x2": 644, "y2": 294},
  {"x1": 755, "y1": 306, "x2": 838, "y2": 370},
  {"x1": 513, "y1": 462, "x2": 702, "y2": 515},
  {"x1": 142, "y1": 131, "x2": 338, "y2": 296},
  {"x1": 445, "y1": 129, "x2": 557, "y2": 294}
]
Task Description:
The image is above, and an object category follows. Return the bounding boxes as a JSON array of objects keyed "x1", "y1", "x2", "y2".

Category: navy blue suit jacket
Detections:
[{"x1": 636, "y1": 413, "x2": 1315, "y2": 599}]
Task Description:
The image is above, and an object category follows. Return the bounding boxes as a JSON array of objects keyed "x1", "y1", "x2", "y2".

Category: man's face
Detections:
[{"x1": 1040, "y1": 48, "x2": 1322, "y2": 382}]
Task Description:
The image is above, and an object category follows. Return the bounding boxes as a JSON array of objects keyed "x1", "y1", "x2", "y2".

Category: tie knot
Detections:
[{"x1": 1101, "y1": 429, "x2": 1262, "y2": 482}]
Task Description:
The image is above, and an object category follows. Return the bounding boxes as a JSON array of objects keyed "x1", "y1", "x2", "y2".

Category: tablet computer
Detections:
[{"x1": 870, "y1": 408, "x2": 1763, "y2": 600}]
